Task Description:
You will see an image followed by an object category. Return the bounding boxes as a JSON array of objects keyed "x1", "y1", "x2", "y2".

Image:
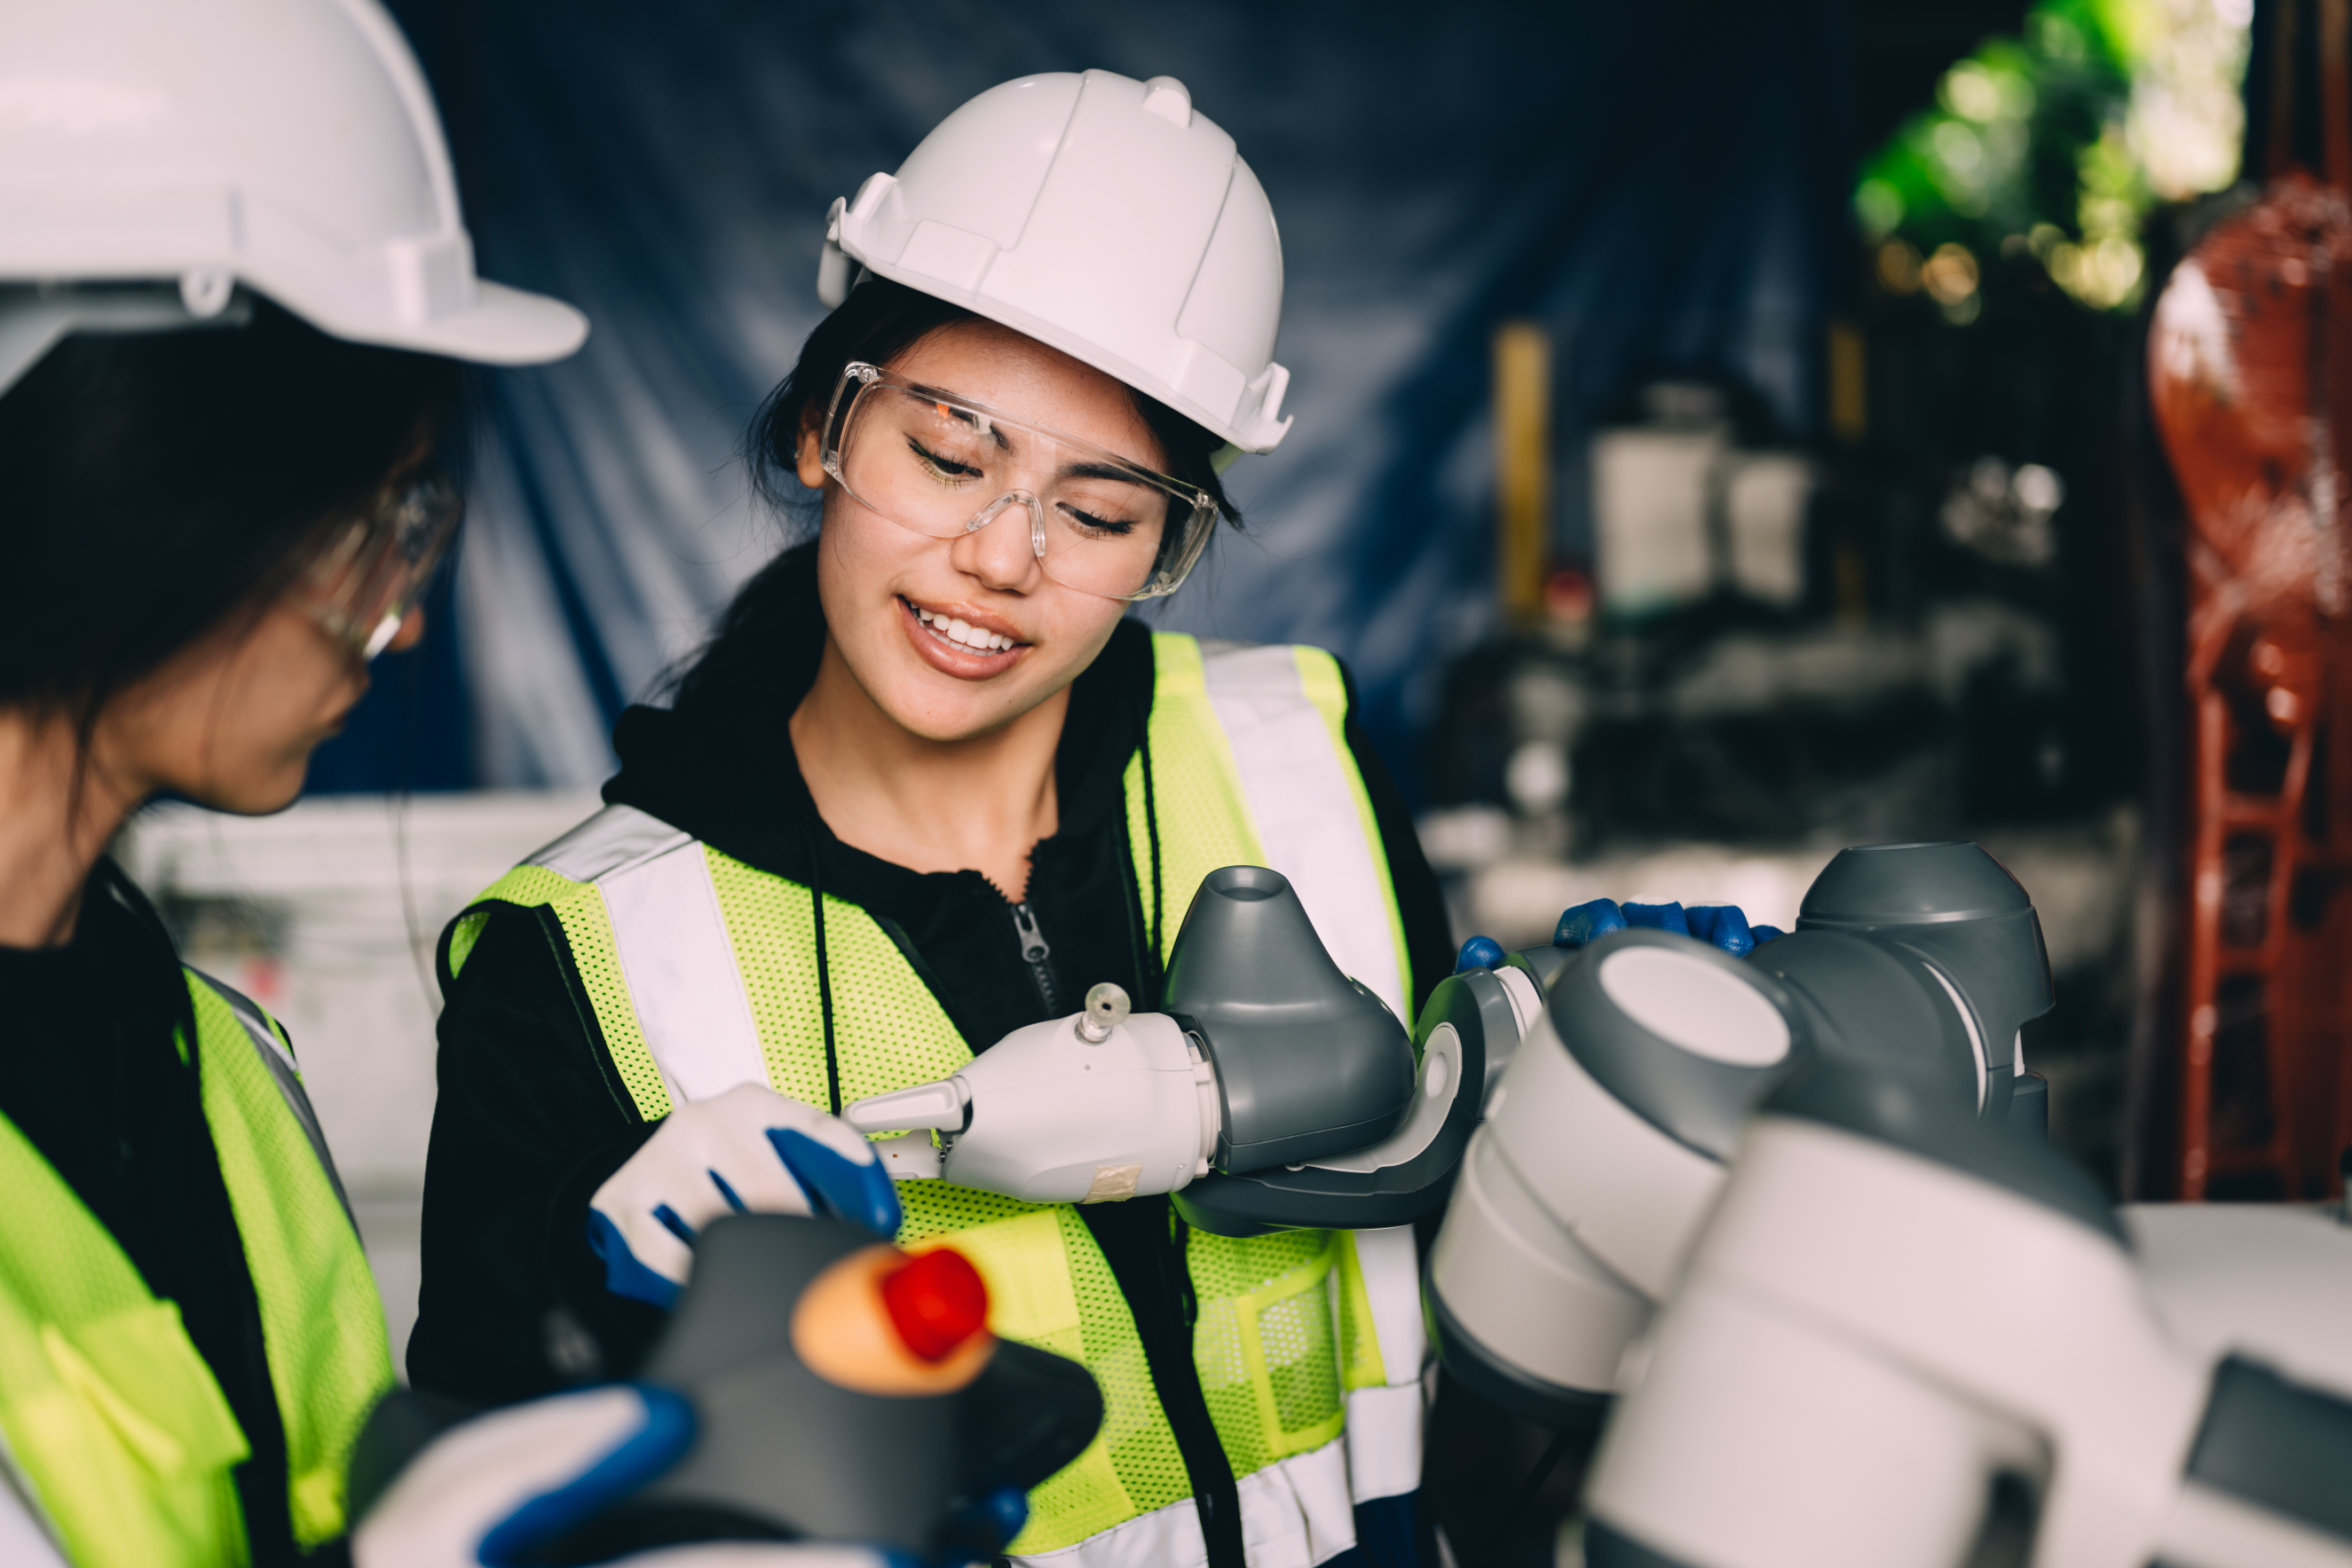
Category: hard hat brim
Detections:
[{"x1": 340, "y1": 278, "x2": 589, "y2": 366}]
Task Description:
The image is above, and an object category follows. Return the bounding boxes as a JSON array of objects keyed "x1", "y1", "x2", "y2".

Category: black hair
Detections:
[
  {"x1": 744, "y1": 276, "x2": 1243, "y2": 531},
  {"x1": 0, "y1": 295, "x2": 464, "y2": 740}
]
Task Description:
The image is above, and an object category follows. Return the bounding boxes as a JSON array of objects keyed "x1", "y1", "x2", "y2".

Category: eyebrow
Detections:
[
  {"x1": 1061, "y1": 460, "x2": 1154, "y2": 485},
  {"x1": 903, "y1": 385, "x2": 1162, "y2": 480}
]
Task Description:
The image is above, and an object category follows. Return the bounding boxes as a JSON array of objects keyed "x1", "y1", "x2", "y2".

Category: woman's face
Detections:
[
  {"x1": 798, "y1": 320, "x2": 1157, "y2": 743},
  {"x1": 97, "y1": 598, "x2": 422, "y2": 815}
]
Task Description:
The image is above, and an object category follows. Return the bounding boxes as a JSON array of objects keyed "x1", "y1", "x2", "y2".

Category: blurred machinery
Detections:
[
  {"x1": 1431, "y1": 320, "x2": 2090, "y2": 869},
  {"x1": 1590, "y1": 382, "x2": 1816, "y2": 620},
  {"x1": 2146, "y1": 0, "x2": 2352, "y2": 1202}
]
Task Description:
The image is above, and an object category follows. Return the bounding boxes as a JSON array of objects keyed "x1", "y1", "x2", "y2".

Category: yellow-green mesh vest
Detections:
[
  {"x1": 0, "y1": 972, "x2": 392, "y2": 1568},
  {"x1": 444, "y1": 634, "x2": 1415, "y2": 1556}
]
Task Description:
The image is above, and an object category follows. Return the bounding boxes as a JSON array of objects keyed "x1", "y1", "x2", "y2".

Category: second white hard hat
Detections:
[
  {"x1": 0, "y1": 0, "x2": 587, "y2": 394},
  {"x1": 823, "y1": 70, "x2": 1292, "y2": 454}
]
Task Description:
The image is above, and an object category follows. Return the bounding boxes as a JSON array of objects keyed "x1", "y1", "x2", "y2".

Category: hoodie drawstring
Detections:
[{"x1": 808, "y1": 821, "x2": 841, "y2": 1115}]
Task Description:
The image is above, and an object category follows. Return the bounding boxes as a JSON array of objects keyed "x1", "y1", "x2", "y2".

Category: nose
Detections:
[{"x1": 950, "y1": 494, "x2": 1045, "y2": 594}]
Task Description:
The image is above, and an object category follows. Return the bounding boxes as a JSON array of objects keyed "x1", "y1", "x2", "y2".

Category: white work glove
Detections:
[
  {"x1": 588, "y1": 1083, "x2": 900, "y2": 1307},
  {"x1": 352, "y1": 1383, "x2": 887, "y2": 1568}
]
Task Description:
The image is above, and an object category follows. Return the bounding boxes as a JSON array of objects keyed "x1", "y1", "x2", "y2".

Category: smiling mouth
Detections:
[{"x1": 904, "y1": 596, "x2": 1023, "y2": 655}]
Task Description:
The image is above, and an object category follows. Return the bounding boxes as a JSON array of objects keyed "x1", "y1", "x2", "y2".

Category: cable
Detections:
[
  {"x1": 1140, "y1": 729, "x2": 1164, "y2": 973},
  {"x1": 808, "y1": 822, "x2": 841, "y2": 1115},
  {"x1": 1479, "y1": 1428, "x2": 1574, "y2": 1567}
]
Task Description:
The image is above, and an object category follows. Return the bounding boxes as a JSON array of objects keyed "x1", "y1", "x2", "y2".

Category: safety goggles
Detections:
[
  {"x1": 302, "y1": 467, "x2": 462, "y2": 659},
  {"x1": 820, "y1": 361, "x2": 1218, "y2": 601}
]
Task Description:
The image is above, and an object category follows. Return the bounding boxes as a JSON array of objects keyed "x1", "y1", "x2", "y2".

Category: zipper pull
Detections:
[
  {"x1": 1012, "y1": 902, "x2": 1051, "y2": 963},
  {"x1": 1011, "y1": 902, "x2": 1062, "y2": 1014}
]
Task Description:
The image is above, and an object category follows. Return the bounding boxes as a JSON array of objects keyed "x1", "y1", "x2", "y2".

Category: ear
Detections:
[{"x1": 796, "y1": 411, "x2": 826, "y2": 491}]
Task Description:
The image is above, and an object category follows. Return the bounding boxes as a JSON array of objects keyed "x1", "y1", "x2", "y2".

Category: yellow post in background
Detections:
[
  {"x1": 1494, "y1": 321, "x2": 1551, "y2": 626},
  {"x1": 1826, "y1": 319, "x2": 1867, "y2": 444},
  {"x1": 1825, "y1": 319, "x2": 1870, "y2": 626}
]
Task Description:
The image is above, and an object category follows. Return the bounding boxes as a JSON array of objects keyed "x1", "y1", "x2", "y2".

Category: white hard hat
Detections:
[
  {"x1": 0, "y1": 0, "x2": 588, "y2": 395},
  {"x1": 823, "y1": 70, "x2": 1292, "y2": 454}
]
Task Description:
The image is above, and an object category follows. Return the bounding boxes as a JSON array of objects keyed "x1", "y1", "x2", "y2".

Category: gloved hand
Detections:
[
  {"x1": 588, "y1": 1084, "x2": 900, "y2": 1308},
  {"x1": 351, "y1": 1383, "x2": 889, "y2": 1568},
  {"x1": 1552, "y1": 898, "x2": 1782, "y2": 956}
]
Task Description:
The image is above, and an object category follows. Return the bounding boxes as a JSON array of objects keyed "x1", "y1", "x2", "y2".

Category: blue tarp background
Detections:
[{"x1": 312, "y1": 0, "x2": 1852, "y2": 800}]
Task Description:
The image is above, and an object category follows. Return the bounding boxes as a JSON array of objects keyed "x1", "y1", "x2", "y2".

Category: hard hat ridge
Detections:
[{"x1": 822, "y1": 69, "x2": 1293, "y2": 454}]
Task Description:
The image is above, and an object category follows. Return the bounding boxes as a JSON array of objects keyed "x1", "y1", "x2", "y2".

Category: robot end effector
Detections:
[{"x1": 845, "y1": 864, "x2": 1485, "y2": 1234}]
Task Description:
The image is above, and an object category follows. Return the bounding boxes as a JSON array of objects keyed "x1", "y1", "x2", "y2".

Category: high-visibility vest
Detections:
[
  {"x1": 0, "y1": 971, "x2": 392, "y2": 1568},
  {"x1": 448, "y1": 634, "x2": 1428, "y2": 1568}
]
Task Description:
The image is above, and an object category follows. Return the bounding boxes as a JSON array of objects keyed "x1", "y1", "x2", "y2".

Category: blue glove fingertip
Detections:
[
  {"x1": 1554, "y1": 899, "x2": 1628, "y2": 949},
  {"x1": 1686, "y1": 904, "x2": 1756, "y2": 957},
  {"x1": 585, "y1": 1209, "x2": 683, "y2": 1310},
  {"x1": 1622, "y1": 901, "x2": 1691, "y2": 937},
  {"x1": 769, "y1": 1126, "x2": 904, "y2": 1239},
  {"x1": 1752, "y1": 924, "x2": 1786, "y2": 945},
  {"x1": 939, "y1": 1484, "x2": 1030, "y2": 1561},
  {"x1": 1454, "y1": 935, "x2": 1505, "y2": 973},
  {"x1": 478, "y1": 1385, "x2": 696, "y2": 1568}
]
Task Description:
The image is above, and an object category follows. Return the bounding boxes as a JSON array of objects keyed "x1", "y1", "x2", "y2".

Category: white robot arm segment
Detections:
[{"x1": 1583, "y1": 1068, "x2": 2352, "y2": 1568}]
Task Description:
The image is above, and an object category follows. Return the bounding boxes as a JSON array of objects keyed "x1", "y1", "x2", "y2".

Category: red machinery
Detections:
[{"x1": 2147, "y1": 0, "x2": 2352, "y2": 1199}]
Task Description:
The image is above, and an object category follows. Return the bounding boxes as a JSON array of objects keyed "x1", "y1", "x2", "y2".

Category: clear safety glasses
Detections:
[
  {"x1": 302, "y1": 467, "x2": 462, "y2": 659},
  {"x1": 821, "y1": 361, "x2": 1219, "y2": 601}
]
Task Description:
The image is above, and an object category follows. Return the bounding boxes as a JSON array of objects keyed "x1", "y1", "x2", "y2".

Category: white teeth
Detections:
[{"x1": 912, "y1": 601, "x2": 1014, "y2": 652}]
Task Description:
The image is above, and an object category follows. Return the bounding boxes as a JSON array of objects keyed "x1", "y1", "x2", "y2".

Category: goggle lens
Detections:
[
  {"x1": 304, "y1": 469, "x2": 462, "y2": 658},
  {"x1": 823, "y1": 365, "x2": 1216, "y2": 600}
]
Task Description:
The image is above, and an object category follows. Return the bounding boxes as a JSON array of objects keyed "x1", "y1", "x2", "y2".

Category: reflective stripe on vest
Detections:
[
  {"x1": 0, "y1": 972, "x2": 392, "y2": 1567},
  {"x1": 1190, "y1": 641, "x2": 1407, "y2": 1020},
  {"x1": 1022, "y1": 1437, "x2": 1356, "y2": 1568},
  {"x1": 445, "y1": 634, "x2": 1423, "y2": 1560}
]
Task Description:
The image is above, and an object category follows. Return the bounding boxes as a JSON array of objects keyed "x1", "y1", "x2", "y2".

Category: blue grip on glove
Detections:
[
  {"x1": 1685, "y1": 904, "x2": 1756, "y2": 956},
  {"x1": 1454, "y1": 934, "x2": 1506, "y2": 973},
  {"x1": 477, "y1": 1385, "x2": 696, "y2": 1568},
  {"x1": 1556, "y1": 898, "x2": 1767, "y2": 957},
  {"x1": 1622, "y1": 901, "x2": 1692, "y2": 936},
  {"x1": 1554, "y1": 899, "x2": 1629, "y2": 949},
  {"x1": 767, "y1": 1126, "x2": 903, "y2": 1239},
  {"x1": 586, "y1": 1210, "x2": 688, "y2": 1309}
]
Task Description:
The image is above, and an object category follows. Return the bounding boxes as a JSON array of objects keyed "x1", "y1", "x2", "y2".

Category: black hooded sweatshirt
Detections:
[{"x1": 407, "y1": 543, "x2": 1452, "y2": 1563}]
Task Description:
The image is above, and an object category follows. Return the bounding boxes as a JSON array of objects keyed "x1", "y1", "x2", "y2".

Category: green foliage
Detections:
[{"x1": 1854, "y1": 0, "x2": 2247, "y2": 317}]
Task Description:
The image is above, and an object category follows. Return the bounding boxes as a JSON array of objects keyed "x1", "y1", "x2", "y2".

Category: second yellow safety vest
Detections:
[{"x1": 0, "y1": 971, "x2": 392, "y2": 1568}]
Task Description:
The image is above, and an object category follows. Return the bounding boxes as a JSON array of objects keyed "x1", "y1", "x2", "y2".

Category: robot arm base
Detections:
[{"x1": 1423, "y1": 1264, "x2": 1614, "y2": 1431}]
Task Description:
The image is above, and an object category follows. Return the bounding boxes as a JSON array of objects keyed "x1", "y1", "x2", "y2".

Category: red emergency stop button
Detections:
[{"x1": 881, "y1": 1247, "x2": 990, "y2": 1362}]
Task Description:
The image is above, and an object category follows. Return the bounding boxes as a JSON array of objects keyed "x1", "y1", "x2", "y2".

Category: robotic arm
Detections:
[
  {"x1": 845, "y1": 864, "x2": 1489, "y2": 1233},
  {"x1": 1582, "y1": 1066, "x2": 2352, "y2": 1568},
  {"x1": 1425, "y1": 840, "x2": 2059, "y2": 1429}
]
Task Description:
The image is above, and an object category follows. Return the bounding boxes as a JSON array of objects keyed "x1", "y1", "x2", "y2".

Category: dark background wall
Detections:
[{"x1": 315, "y1": 0, "x2": 1867, "y2": 798}]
